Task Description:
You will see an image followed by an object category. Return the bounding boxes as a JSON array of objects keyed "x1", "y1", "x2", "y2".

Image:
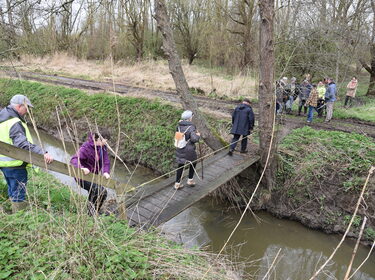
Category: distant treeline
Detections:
[{"x1": 0, "y1": 0, "x2": 372, "y2": 79}]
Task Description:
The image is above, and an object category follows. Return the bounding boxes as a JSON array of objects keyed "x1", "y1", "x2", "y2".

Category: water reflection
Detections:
[{"x1": 165, "y1": 198, "x2": 375, "y2": 279}]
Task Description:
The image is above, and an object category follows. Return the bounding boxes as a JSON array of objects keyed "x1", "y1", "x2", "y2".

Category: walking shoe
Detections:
[
  {"x1": 306, "y1": 120, "x2": 311, "y2": 123},
  {"x1": 228, "y1": 150, "x2": 233, "y2": 156},
  {"x1": 240, "y1": 150, "x2": 248, "y2": 154},
  {"x1": 187, "y1": 179, "x2": 196, "y2": 187},
  {"x1": 174, "y1": 182, "x2": 183, "y2": 190}
]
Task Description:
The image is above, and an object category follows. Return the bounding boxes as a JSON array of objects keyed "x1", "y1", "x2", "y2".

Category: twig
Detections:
[
  {"x1": 348, "y1": 240, "x2": 375, "y2": 280},
  {"x1": 261, "y1": 248, "x2": 282, "y2": 280},
  {"x1": 344, "y1": 216, "x2": 367, "y2": 280},
  {"x1": 309, "y1": 166, "x2": 374, "y2": 280}
]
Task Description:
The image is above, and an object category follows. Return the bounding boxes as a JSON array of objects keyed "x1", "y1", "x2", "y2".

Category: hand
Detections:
[
  {"x1": 103, "y1": 172, "x2": 110, "y2": 179},
  {"x1": 196, "y1": 132, "x2": 201, "y2": 137},
  {"x1": 81, "y1": 168, "x2": 90, "y2": 175},
  {"x1": 44, "y1": 153, "x2": 53, "y2": 164}
]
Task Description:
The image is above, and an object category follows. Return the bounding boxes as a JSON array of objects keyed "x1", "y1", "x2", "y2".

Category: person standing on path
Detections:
[
  {"x1": 0, "y1": 94, "x2": 53, "y2": 213},
  {"x1": 306, "y1": 85, "x2": 319, "y2": 123},
  {"x1": 70, "y1": 131, "x2": 111, "y2": 215},
  {"x1": 344, "y1": 77, "x2": 358, "y2": 108},
  {"x1": 174, "y1": 110, "x2": 201, "y2": 190},
  {"x1": 325, "y1": 78, "x2": 337, "y2": 122},
  {"x1": 228, "y1": 98, "x2": 255, "y2": 156}
]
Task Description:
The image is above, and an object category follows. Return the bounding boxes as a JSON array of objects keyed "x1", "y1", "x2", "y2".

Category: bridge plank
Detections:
[{"x1": 142, "y1": 154, "x2": 260, "y2": 228}]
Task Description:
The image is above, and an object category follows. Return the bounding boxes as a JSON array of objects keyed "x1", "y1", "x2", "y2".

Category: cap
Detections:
[
  {"x1": 242, "y1": 98, "x2": 251, "y2": 104},
  {"x1": 181, "y1": 110, "x2": 193, "y2": 120},
  {"x1": 10, "y1": 94, "x2": 34, "y2": 108}
]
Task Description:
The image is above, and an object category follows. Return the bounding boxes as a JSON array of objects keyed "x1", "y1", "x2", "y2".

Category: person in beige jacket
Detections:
[{"x1": 344, "y1": 77, "x2": 358, "y2": 107}]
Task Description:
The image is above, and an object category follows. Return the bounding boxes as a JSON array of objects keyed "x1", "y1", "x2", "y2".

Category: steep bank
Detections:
[
  {"x1": 0, "y1": 78, "x2": 183, "y2": 173},
  {"x1": 237, "y1": 127, "x2": 375, "y2": 243},
  {"x1": 0, "y1": 171, "x2": 237, "y2": 279}
]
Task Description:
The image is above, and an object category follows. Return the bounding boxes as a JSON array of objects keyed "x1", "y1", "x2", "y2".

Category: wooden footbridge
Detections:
[{"x1": 0, "y1": 141, "x2": 260, "y2": 228}]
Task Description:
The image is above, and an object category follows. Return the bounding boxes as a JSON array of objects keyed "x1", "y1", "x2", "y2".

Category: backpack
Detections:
[{"x1": 174, "y1": 126, "x2": 191, "y2": 149}]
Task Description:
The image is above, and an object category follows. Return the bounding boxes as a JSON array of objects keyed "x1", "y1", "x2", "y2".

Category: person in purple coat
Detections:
[{"x1": 70, "y1": 131, "x2": 111, "y2": 215}]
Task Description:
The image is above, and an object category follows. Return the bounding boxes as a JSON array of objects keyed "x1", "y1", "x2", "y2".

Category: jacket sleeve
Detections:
[
  {"x1": 232, "y1": 109, "x2": 237, "y2": 124},
  {"x1": 102, "y1": 148, "x2": 111, "y2": 174},
  {"x1": 9, "y1": 122, "x2": 44, "y2": 155},
  {"x1": 76, "y1": 146, "x2": 89, "y2": 169},
  {"x1": 189, "y1": 126, "x2": 200, "y2": 143},
  {"x1": 248, "y1": 108, "x2": 255, "y2": 130}
]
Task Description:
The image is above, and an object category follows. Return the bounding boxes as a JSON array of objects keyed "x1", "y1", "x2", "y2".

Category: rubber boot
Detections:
[{"x1": 11, "y1": 201, "x2": 29, "y2": 213}]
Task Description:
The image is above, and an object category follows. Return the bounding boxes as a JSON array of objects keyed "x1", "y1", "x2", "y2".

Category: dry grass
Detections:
[{"x1": 6, "y1": 53, "x2": 258, "y2": 99}]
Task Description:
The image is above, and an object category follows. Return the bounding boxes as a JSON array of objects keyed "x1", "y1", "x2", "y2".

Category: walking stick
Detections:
[{"x1": 198, "y1": 141, "x2": 204, "y2": 180}]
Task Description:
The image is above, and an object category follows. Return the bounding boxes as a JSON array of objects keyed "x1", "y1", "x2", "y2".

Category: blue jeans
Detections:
[
  {"x1": 1, "y1": 167, "x2": 28, "y2": 202},
  {"x1": 307, "y1": 105, "x2": 318, "y2": 122}
]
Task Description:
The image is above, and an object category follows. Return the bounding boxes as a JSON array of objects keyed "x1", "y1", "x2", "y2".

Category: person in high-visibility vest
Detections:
[{"x1": 0, "y1": 94, "x2": 53, "y2": 213}]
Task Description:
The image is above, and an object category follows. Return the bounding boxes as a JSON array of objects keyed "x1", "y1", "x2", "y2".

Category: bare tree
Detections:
[
  {"x1": 258, "y1": 0, "x2": 276, "y2": 191},
  {"x1": 360, "y1": 0, "x2": 375, "y2": 97},
  {"x1": 154, "y1": 0, "x2": 223, "y2": 150}
]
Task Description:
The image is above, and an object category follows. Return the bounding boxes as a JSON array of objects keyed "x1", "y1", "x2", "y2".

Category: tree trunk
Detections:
[
  {"x1": 154, "y1": 0, "x2": 223, "y2": 150},
  {"x1": 258, "y1": 0, "x2": 276, "y2": 191}
]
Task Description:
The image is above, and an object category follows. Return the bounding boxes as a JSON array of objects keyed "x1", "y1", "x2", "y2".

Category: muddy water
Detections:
[{"x1": 33, "y1": 130, "x2": 375, "y2": 279}]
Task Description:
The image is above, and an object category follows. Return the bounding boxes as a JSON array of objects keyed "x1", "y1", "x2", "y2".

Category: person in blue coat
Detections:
[{"x1": 228, "y1": 99, "x2": 255, "y2": 156}]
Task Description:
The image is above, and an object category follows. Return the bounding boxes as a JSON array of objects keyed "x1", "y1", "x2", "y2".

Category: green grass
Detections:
[
  {"x1": 277, "y1": 126, "x2": 375, "y2": 236},
  {"x1": 0, "y1": 171, "x2": 232, "y2": 280},
  {"x1": 0, "y1": 78, "x2": 186, "y2": 173}
]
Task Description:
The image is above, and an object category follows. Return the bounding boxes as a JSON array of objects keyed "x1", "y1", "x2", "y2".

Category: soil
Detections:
[
  {"x1": 2, "y1": 70, "x2": 374, "y2": 139},
  {"x1": 2, "y1": 70, "x2": 374, "y2": 242}
]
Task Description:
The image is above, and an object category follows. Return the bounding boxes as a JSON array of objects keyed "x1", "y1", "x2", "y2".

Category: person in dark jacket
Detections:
[
  {"x1": 70, "y1": 131, "x2": 111, "y2": 215},
  {"x1": 298, "y1": 80, "x2": 312, "y2": 116},
  {"x1": 0, "y1": 95, "x2": 53, "y2": 213},
  {"x1": 174, "y1": 110, "x2": 201, "y2": 190},
  {"x1": 228, "y1": 99, "x2": 255, "y2": 156}
]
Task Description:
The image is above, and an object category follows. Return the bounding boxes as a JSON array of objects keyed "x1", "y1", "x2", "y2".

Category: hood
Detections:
[
  {"x1": 238, "y1": 104, "x2": 249, "y2": 110},
  {"x1": 0, "y1": 106, "x2": 24, "y2": 123},
  {"x1": 178, "y1": 120, "x2": 194, "y2": 127}
]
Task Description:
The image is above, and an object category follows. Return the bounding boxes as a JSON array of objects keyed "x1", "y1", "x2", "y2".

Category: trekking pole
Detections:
[{"x1": 198, "y1": 141, "x2": 204, "y2": 180}]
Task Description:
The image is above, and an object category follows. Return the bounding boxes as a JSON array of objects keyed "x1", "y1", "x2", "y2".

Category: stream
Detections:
[{"x1": 33, "y1": 130, "x2": 375, "y2": 280}]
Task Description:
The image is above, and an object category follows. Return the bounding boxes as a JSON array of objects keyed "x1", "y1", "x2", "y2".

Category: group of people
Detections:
[
  {"x1": 0, "y1": 95, "x2": 110, "y2": 215},
  {"x1": 276, "y1": 76, "x2": 358, "y2": 123},
  {"x1": 0, "y1": 74, "x2": 357, "y2": 213}
]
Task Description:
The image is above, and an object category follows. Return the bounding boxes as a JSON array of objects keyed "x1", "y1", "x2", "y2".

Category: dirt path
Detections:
[{"x1": 2, "y1": 70, "x2": 374, "y2": 138}]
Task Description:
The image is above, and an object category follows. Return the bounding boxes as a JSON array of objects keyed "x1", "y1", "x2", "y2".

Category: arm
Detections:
[
  {"x1": 9, "y1": 122, "x2": 43, "y2": 155},
  {"x1": 248, "y1": 108, "x2": 255, "y2": 130},
  {"x1": 189, "y1": 126, "x2": 200, "y2": 143}
]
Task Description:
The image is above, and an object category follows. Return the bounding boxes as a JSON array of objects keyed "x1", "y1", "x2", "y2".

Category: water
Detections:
[{"x1": 33, "y1": 130, "x2": 375, "y2": 279}]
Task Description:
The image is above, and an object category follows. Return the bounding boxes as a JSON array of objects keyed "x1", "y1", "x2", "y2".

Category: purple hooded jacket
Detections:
[{"x1": 70, "y1": 134, "x2": 110, "y2": 175}]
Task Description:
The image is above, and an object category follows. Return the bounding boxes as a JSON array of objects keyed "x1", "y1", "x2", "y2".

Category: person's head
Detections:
[
  {"x1": 181, "y1": 110, "x2": 193, "y2": 121},
  {"x1": 9, "y1": 94, "x2": 33, "y2": 117},
  {"x1": 352, "y1": 76, "x2": 357, "y2": 81},
  {"x1": 291, "y1": 77, "x2": 296, "y2": 84},
  {"x1": 302, "y1": 79, "x2": 309, "y2": 85},
  {"x1": 242, "y1": 98, "x2": 251, "y2": 105},
  {"x1": 318, "y1": 81, "x2": 324, "y2": 86},
  {"x1": 327, "y1": 78, "x2": 334, "y2": 83},
  {"x1": 93, "y1": 130, "x2": 110, "y2": 147}
]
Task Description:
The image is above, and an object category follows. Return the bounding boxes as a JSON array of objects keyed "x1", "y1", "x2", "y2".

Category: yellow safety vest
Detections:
[{"x1": 0, "y1": 117, "x2": 33, "y2": 168}]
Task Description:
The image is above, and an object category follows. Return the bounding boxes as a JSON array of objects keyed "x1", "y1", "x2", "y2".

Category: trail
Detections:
[{"x1": 2, "y1": 69, "x2": 374, "y2": 138}]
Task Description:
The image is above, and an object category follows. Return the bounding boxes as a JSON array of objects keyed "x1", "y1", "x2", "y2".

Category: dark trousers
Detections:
[
  {"x1": 77, "y1": 179, "x2": 107, "y2": 215},
  {"x1": 298, "y1": 100, "x2": 307, "y2": 115},
  {"x1": 230, "y1": 134, "x2": 248, "y2": 152},
  {"x1": 344, "y1": 96, "x2": 353, "y2": 106},
  {"x1": 176, "y1": 162, "x2": 197, "y2": 183},
  {"x1": 317, "y1": 99, "x2": 325, "y2": 117}
]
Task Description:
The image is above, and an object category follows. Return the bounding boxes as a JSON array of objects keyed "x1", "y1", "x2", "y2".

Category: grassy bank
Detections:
[
  {"x1": 273, "y1": 127, "x2": 375, "y2": 239},
  {"x1": 0, "y1": 171, "x2": 234, "y2": 279},
  {"x1": 0, "y1": 78, "x2": 183, "y2": 173}
]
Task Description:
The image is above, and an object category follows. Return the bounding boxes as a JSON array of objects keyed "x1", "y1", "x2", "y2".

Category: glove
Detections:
[{"x1": 103, "y1": 172, "x2": 110, "y2": 179}]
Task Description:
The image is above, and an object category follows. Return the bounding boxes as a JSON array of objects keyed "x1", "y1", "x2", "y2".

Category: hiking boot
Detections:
[
  {"x1": 187, "y1": 179, "x2": 196, "y2": 187},
  {"x1": 240, "y1": 150, "x2": 248, "y2": 154},
  {"x1": 11, "y1": 201, "x2": 29, "y2": 213},
  {"x1": 174, "y1": 182, "x2": 183, "y2": 190},
  {"x1": 228, "y1": 150, "x2": 233, "y2": 156}
]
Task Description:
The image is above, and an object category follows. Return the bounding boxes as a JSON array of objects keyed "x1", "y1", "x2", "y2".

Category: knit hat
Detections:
[
  {"x1": 10, "y1": 94, "x2": 34, "y2": 107},
  {"x1": 181, "y1": 110, "x2": 193, "y2": 120}
]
